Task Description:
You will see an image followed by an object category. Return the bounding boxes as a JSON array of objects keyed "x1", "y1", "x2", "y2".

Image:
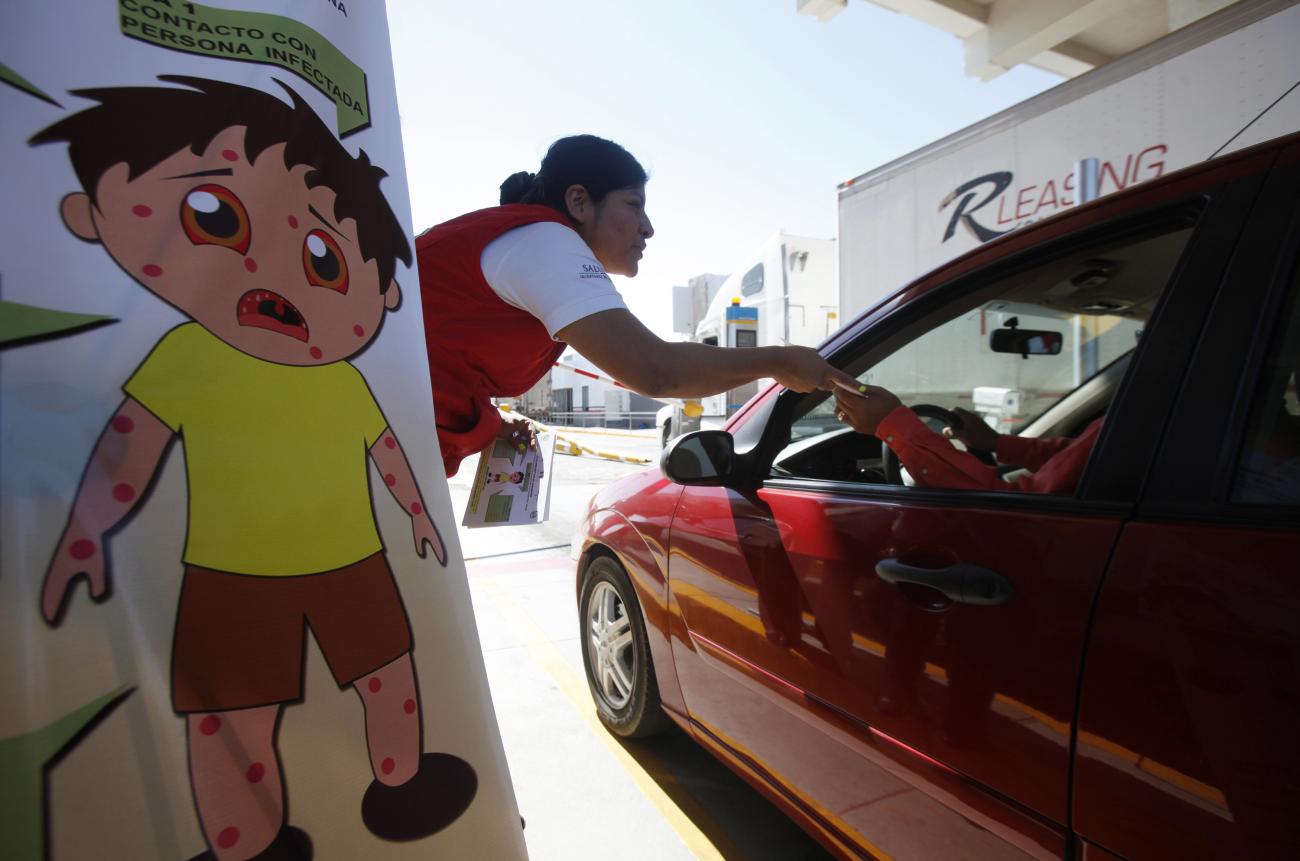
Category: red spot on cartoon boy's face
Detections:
[
  {"x1": 353, "y1": 325, "x2": 365, "y2": 337},
  {"x1": 217, "y1": 827, "x2": 240, "y2": 849},
  {"x1": 309, "y1": 346, "x2": 323, "y2": 360},
  {"x1": 221, "y1": 149, "x2": 239, "y2": 162},
  {"x1": 112, "y1": 415, "x2": 135, "y2": 433},
  {"x1": 368, "y1": 677, "x2": 383, "y2": 693},
  {"x1": 404, "y1": 698, "x2": 416, "y2": 714},
  {"x1": 142, "y1": 264, "x2": 163, "y2": 277},
  {"x1": 287, "y1": 215, "x2": 298, "y2": 229},
  {"x1": 133, "y1": 205, "x2": 152, "y2": 218},
  {"x1": 200, "y1": 715, "x2": 222, "y2": 735},
  {"x1": 70, "y1": 539, "x2": 95, "y2": 560},
  {"x1": 244, "y1": 258, "x2": 258, "y2": 273},
  {"x1": 236, "y1": 289, "x2": 308, "y2": 342}
]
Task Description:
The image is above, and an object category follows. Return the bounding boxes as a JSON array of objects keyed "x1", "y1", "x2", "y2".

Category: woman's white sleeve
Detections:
[{"x1": 481, "y1": 221, "x2": 628, "y2": 339}]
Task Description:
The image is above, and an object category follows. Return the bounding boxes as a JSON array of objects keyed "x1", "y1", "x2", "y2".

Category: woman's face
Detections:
[{"x1": 575, "y1": 185, "x2": 653, "y2": 277}]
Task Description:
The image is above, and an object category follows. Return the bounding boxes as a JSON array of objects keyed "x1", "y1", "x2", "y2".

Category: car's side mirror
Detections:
[
  {"x1": 661, "y1": 430, "x2": 735, "y2": 486},
  {"x1": 990, "y1": 326, "x2": 1063, "y2": 357}
]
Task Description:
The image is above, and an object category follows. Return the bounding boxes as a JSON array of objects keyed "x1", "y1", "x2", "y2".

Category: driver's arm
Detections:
[
  {"x1": 877, "y1": 407, "x2": 1009, "y2": 491},
  {"x1": 835, "y1": 385, "x2": 1007, "y2": 490},
  {"x1": 996, "y1": 431, "x2": 1075, "y2": 472},
  {"x1": 835, "y1": 385, "x2": 1102, "y2": 494}
]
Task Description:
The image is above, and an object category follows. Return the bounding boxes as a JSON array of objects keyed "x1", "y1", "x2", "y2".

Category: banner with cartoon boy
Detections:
[{"x1": 2, "y1": 3, "x2": 528, "y2": 859}]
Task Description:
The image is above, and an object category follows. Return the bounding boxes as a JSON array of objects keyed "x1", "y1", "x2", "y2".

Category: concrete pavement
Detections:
[{"x1": 453, "y1": 429, "x2": 836, "y2": 861}]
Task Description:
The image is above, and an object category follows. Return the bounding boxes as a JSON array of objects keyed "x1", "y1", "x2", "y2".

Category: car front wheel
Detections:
[{"x1": 579, "y1": 555, "x2": 669, "y2": 738}]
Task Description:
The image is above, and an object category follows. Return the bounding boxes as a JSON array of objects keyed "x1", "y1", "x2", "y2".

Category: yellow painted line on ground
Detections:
[{"x1": 476, "y1": 575, "x2": 727, "y2": 861}]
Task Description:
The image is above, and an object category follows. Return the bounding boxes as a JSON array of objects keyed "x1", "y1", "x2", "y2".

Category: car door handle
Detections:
[{"x1": 875, "y1": 558, "x2": 1015, "y2": 606}]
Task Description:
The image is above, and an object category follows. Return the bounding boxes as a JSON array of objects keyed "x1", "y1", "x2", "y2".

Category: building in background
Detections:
[{"x1": 502, "y1": 351, "x2": 666, "y2": 428}]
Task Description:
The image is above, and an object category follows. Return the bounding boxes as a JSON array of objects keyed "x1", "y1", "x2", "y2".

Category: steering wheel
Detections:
[{"x1": 881, "y1": 404, "x2": 997, "y2": 485}]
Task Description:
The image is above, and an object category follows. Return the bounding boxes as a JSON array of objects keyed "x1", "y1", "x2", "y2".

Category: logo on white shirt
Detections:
[{"x1": 579, "y1": 263, "x2": 610, "y2": 281}]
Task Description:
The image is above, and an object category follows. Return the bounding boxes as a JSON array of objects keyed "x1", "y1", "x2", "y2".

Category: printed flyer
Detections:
[
  {"x1": 462, "y1": 430, "x2": 556, "y2": 528},
  {"x1": 1, "y1": 3, "x2": 527, "y2": 859}
]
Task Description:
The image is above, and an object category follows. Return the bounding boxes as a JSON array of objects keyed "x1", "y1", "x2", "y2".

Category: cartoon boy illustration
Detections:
[{"x1": 34, "y1": 76, "x2": 474, "y2": 860}]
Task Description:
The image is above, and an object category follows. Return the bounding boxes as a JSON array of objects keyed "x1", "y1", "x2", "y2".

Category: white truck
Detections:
[
  {"x1": 830, "y1": 0, "x2": 1300, "y2": 432},
  {"x1": 658, "y1": 231, "x2": 839, "y2": 443},
  {"x1": 840, "y1": 0, "x2": 1300, "y2": 319},
  {"x1": 661, "y1": 0, "x2": 1299, "y2": 443}
]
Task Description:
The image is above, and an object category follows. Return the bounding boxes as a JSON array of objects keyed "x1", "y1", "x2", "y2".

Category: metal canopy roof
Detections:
[{"x1": 797, "y1": 0, "x2": 1248, "y2": 79}]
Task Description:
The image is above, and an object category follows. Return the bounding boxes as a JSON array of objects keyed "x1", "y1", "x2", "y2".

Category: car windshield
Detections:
[{"x1": 783, "y1": 220, "x2": 1196, "y2": 459}]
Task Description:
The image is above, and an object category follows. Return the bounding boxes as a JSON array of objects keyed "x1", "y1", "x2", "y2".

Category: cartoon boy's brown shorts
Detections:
[{"x1": 171, "y1": 552, "x2": 413, "y2": 713}]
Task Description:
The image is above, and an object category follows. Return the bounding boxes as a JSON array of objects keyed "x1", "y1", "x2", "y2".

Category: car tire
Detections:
[{"x1": 579, "y1": 555, "x2": 669, "y2": 738}]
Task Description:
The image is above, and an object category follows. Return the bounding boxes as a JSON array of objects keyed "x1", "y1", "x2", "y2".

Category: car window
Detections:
[
  {"x1": 1230, "y1": 265, "x2": 1300, "y2": 506},
  {"x1": 775, "y1": 221, "x2": 1196, "y2": 494}
]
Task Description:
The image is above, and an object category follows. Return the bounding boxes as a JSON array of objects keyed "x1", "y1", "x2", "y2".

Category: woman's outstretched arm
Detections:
[{"x1": 558, "y1": 309, "x2": 856, "y2": 398}]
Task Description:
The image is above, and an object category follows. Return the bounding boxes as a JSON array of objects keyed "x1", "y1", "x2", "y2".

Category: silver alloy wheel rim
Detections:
[{"x1": 587, "y1": 580, "x2": 635, "y2": 710}]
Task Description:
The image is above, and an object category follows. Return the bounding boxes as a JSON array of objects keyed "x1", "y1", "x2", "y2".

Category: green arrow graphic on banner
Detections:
[
  {"x1": 118, "y1": 0, "x2": 371, "y2": 136},
  {"x1": 0, "y1": 687, "x2": 133, "y2": 860},
  {"x1": 0, "y1": 300, "x2": 116, "y2": 349},
  {"x1": 0, "y1": 62, "x2": 61, "y2": 106}
]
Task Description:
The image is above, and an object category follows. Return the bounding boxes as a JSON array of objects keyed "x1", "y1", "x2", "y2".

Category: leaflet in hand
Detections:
[{"x1": 461, "y1": 431, "x2": 555, "y2": 528}]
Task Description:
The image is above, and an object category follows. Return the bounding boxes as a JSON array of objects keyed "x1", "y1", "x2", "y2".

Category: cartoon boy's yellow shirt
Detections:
[{"x1": 125, "y1": 323, "x2": 387, "y2": 575}]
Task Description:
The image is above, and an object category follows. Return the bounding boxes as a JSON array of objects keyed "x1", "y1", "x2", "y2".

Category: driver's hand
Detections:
[
  {"x1": 833, "y1": 384, "x2": 902, "y2": 436},
  {"x1": 942, "y1": 407, "x2": 999, "y2": 451}
]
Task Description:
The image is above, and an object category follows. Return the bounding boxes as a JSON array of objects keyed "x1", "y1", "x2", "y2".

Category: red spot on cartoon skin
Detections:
[
  {"x1": 217, "y1": 827, "x2": 240, "y2": 849},
  {"x1": 244, "y1": 258, "x2": 258, "y2": 273},
  {"x1": 384, "y1": 474, "x2": 397, "y2": 487},
  {"x1": 384, "y1": 436, "x2": 396, "y2": 449},
  {"x1": 353, "y1": 325, "x2": 365, "y2": 337},
  {"x1": 287, "y1": 215, "x2": 298, "y2": 229},
  {"x1": 368, "y1": 677, "x2": 383, "y2": 693},
  {"x1": 142, "y1": 264, "x2": 163, "y2": 277},
  {"x1": 309, "y1": 347, "x2": 323, "y2": 360},
  {"x1": 112, "y1": 483, "x2": 136, "y2": 503},
  {"x1": 246, "y1": 763, "x2": 266, "y2": 783},
  {"x1": 70, "y1": 540, "x2": 95, "y2": 560},
  {"x1": 381, "y1": 758, "x2": 395, "y2": 775},
  {"x1": 404, "y1": 698, "x2": 416, "y2": 714},
  {"x1": 132, "y1": 205, "x2": 152, "y2": 218},
  {"x1": 410, "y1": 502, "x2": 423, "y2": 515},
  {"x1": 221, "y1": 150, "x2": 239, "y2": 162},
  {"x1": 200, "y1": 715, "x2": 222, "y2": 736},
  {"x1": 112, "y1": 415, "x2": 135, "y2": 433}
]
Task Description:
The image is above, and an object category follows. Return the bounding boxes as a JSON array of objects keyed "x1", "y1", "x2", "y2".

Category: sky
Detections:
[{"x1": 387, "y1": 0, "x2": 1062, "y2": 338}]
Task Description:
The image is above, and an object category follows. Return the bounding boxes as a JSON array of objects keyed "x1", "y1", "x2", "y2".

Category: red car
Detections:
[{"x1": 574, "y1": 132, "x2": 1300, "y2": 860}]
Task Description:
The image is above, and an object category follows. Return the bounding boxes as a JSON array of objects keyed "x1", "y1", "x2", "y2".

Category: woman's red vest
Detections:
[{"x1": 417, "y1": 204, "x2": 573, "y2": 476}]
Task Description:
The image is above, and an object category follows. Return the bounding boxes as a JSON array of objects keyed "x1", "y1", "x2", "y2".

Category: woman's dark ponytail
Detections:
[
  {"x1": 498, "y1": 171, "x2": 536, "y2": 205},
  {"x1": 499, "y1": 135, "x2": 647, "y2": 219}
]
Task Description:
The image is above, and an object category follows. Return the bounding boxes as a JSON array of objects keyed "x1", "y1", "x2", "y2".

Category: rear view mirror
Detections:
[
  {"x1": 990, "y1": 326, "x2": 1063, "y2": 357},
  {"x1": 662, "y1": 430, "x2": 734, "y2": 486}
]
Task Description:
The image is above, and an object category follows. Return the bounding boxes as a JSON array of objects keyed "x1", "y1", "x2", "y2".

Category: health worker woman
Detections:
[{"x1": 417, "y1": 134, "x2": 854, "y2": 475}]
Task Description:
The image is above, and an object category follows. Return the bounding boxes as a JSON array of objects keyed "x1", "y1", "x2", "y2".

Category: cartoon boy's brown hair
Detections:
[{"x1": 30, "y1": 74, "x2": 410, "y2": 291}]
